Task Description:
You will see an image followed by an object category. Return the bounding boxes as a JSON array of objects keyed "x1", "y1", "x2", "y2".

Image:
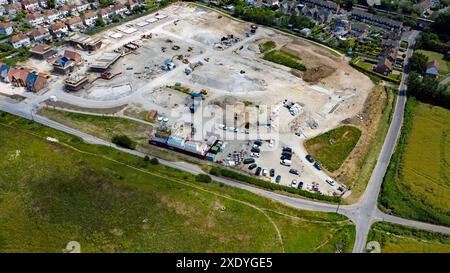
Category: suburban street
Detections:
[{"x1": 1, "y1": 29, "x2": 449, "y2": 253}]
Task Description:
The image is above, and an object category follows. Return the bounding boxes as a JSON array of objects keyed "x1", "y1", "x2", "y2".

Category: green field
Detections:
[
  {"x1": 368, "y1": 222, "x2": 450, "y2": 253},
  {"x1": 380, "y1": 100, "x2": 450, "y2": 226},
  {"x1": 416, "y1": 49, "x2": 449, "y2": 74},
  {"x1": 263, "y1": 50, "x2": 306, "y2": 71},
  {"x1": 0, "y1": 112, "x2": 355, "y2": 252},
  {"x1": 305, "y1": 125, "x2": 362, "y2": 172}
]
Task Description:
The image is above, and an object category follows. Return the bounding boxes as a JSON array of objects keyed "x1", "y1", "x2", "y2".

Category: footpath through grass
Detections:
[
  {"x1": 379, "y1": 99, "x2": 450, "y2": 226},
  {"x1": 305, "y1": 125, "x2": 361, "y2": 172},
  {"x1": 0, "y1": 111, "x2": 355, "y2": 252},
  {"x1": 368, "y1": 222, "x2": 450, "y2": 253}
]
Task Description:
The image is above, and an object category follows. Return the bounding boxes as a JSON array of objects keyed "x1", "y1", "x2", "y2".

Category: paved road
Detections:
[{"x1": 1, "y1": 30, "x2": 450, "y2": 253}]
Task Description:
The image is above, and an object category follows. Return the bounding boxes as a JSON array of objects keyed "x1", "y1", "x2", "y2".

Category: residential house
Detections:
[
  {"x1": 30, "y1": 43, "x2": 57, "y2": 59},
  {"x1": 28, "y1": 27, "x2": 52, "y2": 42},
  {"x1": 0, "y1": 22, "x2": 14, "y2": 36},
  {"x1": 0, "y1": 5, "x2": 6, "y2": 17},
  {"x1": 0, "y1": 64, "x2": 11, "y2": 82},
  {"x1": 126, "y1": 0, "x2": 140, "y2": 11},
  {"x1": 26, "y1": 12, "x2": 45, "y2": 27},
  {"x1": 332, "y1": 18, "x2": 350, "y2": 35},
  {"x1": 8, "y1": 67, "x2": 33, "y2": 87},
  {"x1": 64, "y1": 50, "x2": 82, "y2": 63},
  {"x1": 76, "y1": 3, "x2": 90, "y2": 13},
  {"x1": 22, "y1": 0, "x2": 40, "y2": 12},
  {"x1": 25, "y1": 71, "x2": 48, "y2": 92},
  {"x1": 301, "y1": 4, "x2": 334, "y2": 24},
  {"x1": 65, "y1": 16, "x2": 84, "y2": 31},
  {"x1": 114, "y1": 3, "x2": 128, "y2": 16},
  {"x1": 0, "y1": 0, "x2": 8, "y2": 5},
  {"x1": 10, "y1": 33, "x2": 31, "y2": 48},
  {"x1": 350, "y1": 9, "x2": 403, "y2": 30},
  {"x1": 49, "y1": 21, "x2": 69, "y2": 38},
  {"x1": 374, "y1": 57, "x2": 392, "y2": 75},
  {"x1": 381, "y1": 31, "x2": 401, "y2": 49},
  {"x1": 350, "y1": 22, "x2": 369, "y2": 38},
  {"x1": 37, "y1": 0, "x2": 48, "y2": 9},
  {"x1": 98, "y1": 7, "x2": 113, "y2": 22},
  {"x1": 425, "y1": 60, "x2": 439, "y2": 78},
  {"x1": 301, "y1": 0, "x2": 340, "y2": 13},
  {"x1": 44, "y1": 9, "x2": 61, "y2": 24},
  {"x1": 82, "y1": 11, "x2": 98, "y2": 27},
  {"x1": 59, "y1": 4, "x2": 73, "y2": 17},
  {"x1": 5, "y1": 3, "x2": 23, "y2": 19}
]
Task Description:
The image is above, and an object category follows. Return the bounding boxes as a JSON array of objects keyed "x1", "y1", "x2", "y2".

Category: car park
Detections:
[
  {"x1": 255, "y1": 167, "x2": 262, "y2": 176},
  {"x1": 314, "y1": 162, "x2": 322, "y2": 171},
  {"x1": 305, "y1": 154, "x2": 314, "y2": 163},
  {"x1": 270, "y1": 168, "x2": 275, "y2": 177},
  {"x1": 248, "y1": 163, "x2": 257, "y2": 170},
  {"x1": 289, "y1": 168, "x2": 300, "y2": 175}
]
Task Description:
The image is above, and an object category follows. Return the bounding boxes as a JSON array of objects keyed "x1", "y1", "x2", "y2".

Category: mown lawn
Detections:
[
  {"x1": 263, "y1": 50, "x2": 306, "y2": 71},
  {"x1": 0, "y1": 112, "x2": 355, "y2": 252},
  {"x1": 305, "y1": 125, "x2": 362, "y2": 172},
  {"x1": 380, "y1": 100, "x2": 450, "y2": 226},
  {"x1": 368, "y1": 222, "x2": 450, "y2": 253}
]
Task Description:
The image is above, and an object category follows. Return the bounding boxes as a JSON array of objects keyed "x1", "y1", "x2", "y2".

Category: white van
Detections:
[{"x1": 280, "y1": 159, "x2": 291, "y2": 166}]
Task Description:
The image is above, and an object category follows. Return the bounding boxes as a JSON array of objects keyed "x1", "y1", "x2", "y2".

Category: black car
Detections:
[
  {"x1": 298, "y1": 181, "x2": 304, "y2": 189},
  {"x1": 251, "y1": 147, "x2": 261, "y2": 153},
  {"x1": 254, "y1": 140, "x2": 262, "y2": 146},
  {"x1": 255, "y1": 167, "x2": 262, "y2": 176},
  {"x1": 248, "y1": 163, "x2": 257, "y2": 170},
  {"x1": 305, "y1": 154, "x2": 314, "y2": 163},
  {"x1": 280, "y1": 155, "x2": 292, "y2": 161},
  {"x1": 282, "y1": 147, "x2": 292, "y2": 153},
  {"x1": 281, "y1": 151, "x2": 292, "y2": 157},
  {"x1": 270, "y1": 168, "x2": 275, "y2": 177},
  {"x1": 313, "y1": 162, "x2": 322, "y2": 171},
  {"x1": 243, "y1": 158, "x2": 255, "y2": 164},
  {"x1": 289, "y1": 168, "x2": 300, "y2": 175}
]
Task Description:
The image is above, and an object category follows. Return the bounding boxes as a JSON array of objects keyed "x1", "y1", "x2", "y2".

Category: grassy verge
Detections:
[
  {"x1": 38, "y1": 108, "x2": 150, "y2": 144},
  {"x1": 0, "y1": 111, "x2": 354, "y2": 252},
  {"x1": 379, "y1": 99, "x2": 450, "y2": 226},
  {"x1": 209, "y1": 167, "x2": 340, "y2": 203},
  {"x1": 263, "y1": 50, "x2": 306, "y2": 71},
  {"x1": 305, "y1": 125, "x2": 361, "y2": 172},
  {"x1": 368, "y1": 222, "x2": 450, "y2": 253},
  {"x1": 346, "y1": 87, "x2": 396, "y2": 203}
]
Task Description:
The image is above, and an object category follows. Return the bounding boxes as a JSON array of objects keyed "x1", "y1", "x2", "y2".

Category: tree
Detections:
[
  {"x1": 195, "y1": 174, "x2": 212, "y2": 183},
  {"x1": 46, "y1": 0, "x2": 56, "y2": 9},
  {"x1": 95, "y1": 17, "x2": 106, "y2": 27},
  {"x1": 409, "y1": 52, "x2": 428, "y2": 74},
  {"x1": 431, "y1": 11, "x2": 450, "y2": 41},
  {"x1": 111, "y1": 135, "x2": 135, "y2": 149}
]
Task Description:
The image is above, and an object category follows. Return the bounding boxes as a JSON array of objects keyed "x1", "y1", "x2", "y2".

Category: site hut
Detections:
[
  {"x1": 29, "y1": 28, "x2": 52, "y2": 43},
  {"x1": 64, "y1": 74, "x2": 89, "y2": 91},
  {"x1": 10, "y1": 33, "x2": 31, "y2": 49},
  {"x1": 68, "y1": 34, "x2": 102, "y2": 51},
  {"x1": 0, "y1": 22, "x2": 13, "y2": 36},
  {"x1": 30, "y1": 43, "x2": 57, "y2": 60}
]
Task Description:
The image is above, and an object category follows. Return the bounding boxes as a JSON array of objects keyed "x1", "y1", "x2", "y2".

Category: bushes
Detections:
[
  {"x1": 195, "y1": 174, "x2": 212, "y2": 183},
  {"x1": 209, "y1": 167, "x2": 340, "y2": 203},
  {"x1": 150, "y1": 157, "x2": 159, "y2": 165},
  {"x1": 111, "y1": 135, "x2": 136, "y2": 150},
  {"x1": 263, "y1": 50, "x2": 307, "y2": 71}
]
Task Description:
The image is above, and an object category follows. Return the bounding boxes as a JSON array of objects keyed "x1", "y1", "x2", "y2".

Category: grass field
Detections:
[
  {"x1": 380, "y1": 99, "x2": 450, "y2": 226},
  {"x1": 368, "y1": 222, "x2": 450, "y2": 253},
  {"x1": 0, "y1": 111, "x2": 355, "y2": 252},
  {"x1": 263, "y1": 50, "x2": 306, "y2": 71},
  {"x1": 416, "y1": 49, "x2": 449, "y2": 74},
  {"x1": 259, "y1": 41, "x2": 276, "y2": 53},
  {"x1": 305, "y1": 125, "x2": 362, "y2": 172}
]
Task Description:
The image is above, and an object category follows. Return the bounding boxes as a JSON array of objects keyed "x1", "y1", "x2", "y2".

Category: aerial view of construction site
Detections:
[{"x1": 0, "y1": 0, "x2": 449, "y2": 258}]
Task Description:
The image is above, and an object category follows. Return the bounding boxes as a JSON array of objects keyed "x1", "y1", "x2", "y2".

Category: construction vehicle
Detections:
[
  {"x1": 250, "y1": 25, "x2": 258, "y2": 34},
  {"x1": 187, "y1": 47, "x2": 193, "y2": 52},
  {"x1": 172, "y1": 54, "x2": 183, "y2": 61},
  {"x1": 161, "y1": 47, "x2": 166, "y2": 52},
  {"x1": 200, "y1": 89, "x2": 208, "y2": 95},
  {"x1": 204, "y1": 57, "x2": 209, "y2": 62}
]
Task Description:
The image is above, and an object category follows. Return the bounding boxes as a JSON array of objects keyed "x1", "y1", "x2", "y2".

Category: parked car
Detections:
[
  {"x1": 275, "y1": 175, "x2": 281, "y2": 183},
  {"x1": 270, "y1": 168, "x2": 275, "y2": 177},
  {"x1": 243, "y1": 158, "x2": 255, "y2": 164},
  {"x1": 251, "y1": 147, "x2": 260, "y2": 153},
  {"x1": 305, "y1": 154, "x2": 314, "y2": 163},
  {"x1": 289, "y1": 168, "x2": 300, "y2": 175},
  {"x1": 298, "y1": 181, "x2": 304, "y2": 189},
  {"x1": 282, "y1": 147, "x2": 292, "y2": 153},
  {"x1": 314, "y1": 162, "x2": 322, "y2": 171},
  {"x1": 254, "y1": 140, "x2": 262, "y2": 146},
  {"x1": 255, "y1": 167, "x2": 262, "y2": 176},
  {"x1": 251, "y1": 152, "x2": 260, "y2": 158},
  {"x1": 269, "y1": 139, "x2": 275, "y2": 148},
  {"x1": 280, "y1": 159, "x2": 291, "y2": 166},
  {"x1": 248, "y1": 163, "x2": 257, "y2": 170},
  {"x1": 262, "y1": 168, "x2": 268, "y2": 176},
  {"x1": 291, "y1": 179, "x2": 298, "y2": 188},
  {"x1": 281, "y1": 151, "x2": 292, "y2": 157},
  {"x1": 326, "y1": 179, "x2": 335, "y2": 186}
]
